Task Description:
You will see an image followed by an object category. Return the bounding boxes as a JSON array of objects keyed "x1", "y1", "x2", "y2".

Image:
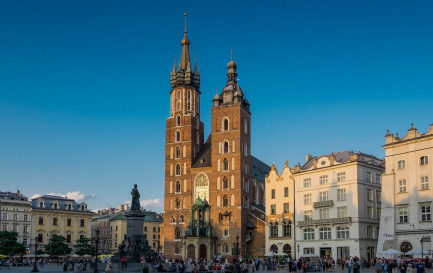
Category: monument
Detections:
[{"x1": 111, "y1": 184, "x2": 156, "y2": 271}]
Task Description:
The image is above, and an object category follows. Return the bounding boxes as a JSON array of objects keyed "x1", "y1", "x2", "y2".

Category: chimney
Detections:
[
  {"x1": 306, "y1": 154, "x2": 312, "y2": 162},
  {"x1": 124, "y1": 204, "x2": 129, "y2": 210}
]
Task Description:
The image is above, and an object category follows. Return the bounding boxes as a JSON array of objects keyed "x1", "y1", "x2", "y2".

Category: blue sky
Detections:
[{"x1": 1, "y1": 0, "x2": 432, "y2": 212}]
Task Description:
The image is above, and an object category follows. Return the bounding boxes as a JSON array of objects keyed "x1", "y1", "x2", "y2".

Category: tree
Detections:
[
  {"x1": 73, "y1": 237, "x2": 94, "y2": 256},
  {"x1": 44, "y1": 235, "x2": 71, "y2": 256},
  {"x1": 0, "y1": 231, "x2": 26, "y2": 256}
]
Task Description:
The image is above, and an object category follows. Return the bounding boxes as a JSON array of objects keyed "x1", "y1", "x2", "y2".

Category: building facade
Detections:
[
  {"x1": 161, "y1": 14, "x2": 270, "y2": 260},
  {"x1": 293, "y1": 151, "x2": 383, "y2": 260},
  {"x1": 265, "y1": 162, "x2": 295, "y2": 257},
  {"x1": 0, "y1": 191, "x2": 32, "y2": 250},
  {"x1": 31, "y1": 195, "x2": 94, "y2": 254},
  {"x1": 377, "y1": 124, "x2": 433, "y2": 256}
]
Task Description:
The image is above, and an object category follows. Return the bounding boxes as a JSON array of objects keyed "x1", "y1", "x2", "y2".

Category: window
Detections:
[
  {"x1": 304, "y1": 210, "x2": 312, "y2": 221},
  {"x1": 319, "y1": 227, "x2": 331, "y2": 240},
  {"x1": 319, "y1": 191, "x2": 328, "y2": 201},
  {"x1": 37, "y1": 234, "x2": 43, "y2": 243},
  {"x1": 223, "y1": 243, "x2": 229, "y2": 254},
  {"x1": 398, "y1": 207, "x2": 408, "y2": 223},
  {"x1": 376, "y1": 191, "x2": 382, "y2": 203},
  {"x1": 38, "y1": 216, "x2": 44, "y2": 225},
  {"x1": 320, "y1": 175, "x2": 328, "y2": 185},
  {"x1": 175, "y1": 198, "x2": 180, "y2": 209},
  {"x1": 175, "y1": 164, "x2": 181, "y2": 176},
  {"x1": 176, "y1": 91, "x2": 181, "y2": 110},
  {"x1": 284, "y1": 187, "x2": 289, "y2": 197},
  {"x1": 283, "y1": 244, "x2": 292, "y2": 255},
  {"x1": 319, "y1": 208, "x2": 329, "y2": 219},
  {"x1": 303, "y1": 228, "x2": 314, "y2": 240},
  {"x1": 53, "y1": 203, "x2": 58, "y2": 209},
  {"x1": 224, "y1": 229, "x2": 229, "y2": 236},
  {"x1": 223, "y1": 196, "x2": 229, "y2": 207},
  {"x1": 304, "y1": 248, "x2": 315, "y2": 254},
  {"x1": 365, "y1": 171, "x2": 372, "y2": 182},
  {"x1": 398, "y1": 160, "x2": 405, "y2": 169},
  {"x1": 376, "y1": 174, "x2": 381, "y2": 184},
  {"x1": 420, "y1": 176, "x2": 429, "y2": 190},
  {"x1": 187, "y1": 91, "x2": 191, "y2": 110},
  {"x1": 175, "y1": 181, "x2": 181, "y2": 193},
  {"x1": 13, "y1": 214, "x2": 18, "y2": 221},
  {"x1": 420, "y1": 156, "x2": 429, "y2": 166},
  {"x1": 67, "y1": 218, "x2": 72, "y2": 226},
  {"x1": 223, "y1": 177, "x2": 229, "y2": 190},
  {"x1": 223, "y1": 118, "x2": 229, "y2": 131},
  {"x1": 223, "y1": 158, "x2": 229, "y2": 171},
  {"x1": 175, "y1": 228, "x2": 181, "y2": 240},
  {"x1": 271, "y1": 189, "x2": 275, "y2": 199},
  {"x1": 170, "y1": 216, "x2": 176, "y2": 224},
  {"x1": 24, "y1": 214, "x2": 28, "y2": 222},
  {"x1": 336, "y1": 226, "x2": 349, "y2": 239},
  {"x1": 39, "y1": 202, "x2": 44, "y2": 208},
  {"x1": 377, "y1": 207, "x2": 381, "y2": 219},
  {"x1": 2, "y1": 213, "x2": 7, "y2": 221},
  {"x1": 303, "y1": 178, "x2": 311, "y2": 188},
  {"x1": 399, "y1": 179, "x2": 407, "y2": 192},
  {"x1": 367, "y1": 189, "x2": 373, "y2": 201},
  {"x1": 283, "y1": 220, "x2": 291, "y2": 237},
  {"x1": 270, "y1": 204, "x2": 276, "y2": 214},
  {"x1": 367, "y1": 206, "x2": 374, "y2": 218},
  {"x1": 53, "y1": 217, "x2": 58, "y2": 226},
  {"x1": 176, "y1": 115, "x2": 181, "y2": 126},
  {"x1": 23, "y1": 239, "x2": 28, "y2": 246},
  {"x1": 283, "y1": 202, "x2": 290, "y2": 213},
  {"x1": 420, "y1": 204, "x2": 431, "y2": 222},
  {"x1": 367, "y1": 226, "x2": 375, "y2": 239},
  {"x1": 269, "y1": 222, "x2": 278, "y2": 237},
  {"x1": 337, "y1": 206, "x2": 347, "y2": 218},
  {"x1": 23, "y1": 226, "x2": 28, "y2": 233},
  {"x1": 337, "y1": 189, "x2": 346, "y2": 201},
  {"x1": 337, "y1": 172, "x2": 346, "y2": 182},
  {"x1": 66, "y1": 234, "x2": 71, "y2": 243},
  {"x1": 80, "y1": 219, "x2": 85, "y2": 227},
  {"x1": 175, "y1": 146, "x2": 181, "y2": 159},
  {"x1": 243, "y1": 119, "x2": 248, "y2": 135},
  {"x1": 304, "y1": 194, "x2": 312, "y2": 205},
  {"x1": 223, "y1": 141, "x2": 229, "y2": 154}
]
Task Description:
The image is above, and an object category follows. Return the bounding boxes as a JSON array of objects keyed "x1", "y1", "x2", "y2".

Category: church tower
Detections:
[{"x1": 162, "y1": 13, "x2": 204, "y2": 257}]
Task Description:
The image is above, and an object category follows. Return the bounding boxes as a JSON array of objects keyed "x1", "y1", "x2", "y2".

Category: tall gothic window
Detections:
[
  {"x1": 175, "y1": 164, "x2": 181, "y2": 176},
  {"x1": 187, "y1": 91, "x2": 191, "y2": 110},
  {"x1": 175, "y1": 146, "x2": 181, "y2": 159},
  {"x1": 223, "y1": 118, "x2": 229, "y2": 131},
  {"x1": 175, "y1": 131, "x2": 181, "y2": 142},
  {"x1": 223, "y1": 141, "x2": 229, "y2": 154},
  {"x1": 223, "y1": 158, "x2": 229, "y2": 171},
  {"x1": 195, "y1": 173, "x2": 209, "y2": 200},
  {"x1": 223, "y1": 177, "x2": 229, "y2": 190},
  {"x1": 175, "y1": 181, "x2": 181, "y2": 193},
  {"x1": 243, "y1": 119, "x2": 248, "y2": 135},
  {"x1": 223, "y1": 195, "x2": 228, "y2": 207},
  {"x1": 175, "y1": 198, "x2": 180, "y2": 209},
  {"x1": 176, "y1": 115, "x2": 181, "y2": 126},
  {"x1": 175, "y1": 228, "x2": 181, "y2": 239},
  {"x1": 177, "y1": 91, "x2": 181, "y2": 110}
]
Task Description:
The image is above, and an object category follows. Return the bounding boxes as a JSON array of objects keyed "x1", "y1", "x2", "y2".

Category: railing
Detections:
[
  {"x1": 313, "y1": 200, "x2": 334, "y2": 208},
  {"x1": 298, "y1": 217, "x2": 351, "y2": 226}
]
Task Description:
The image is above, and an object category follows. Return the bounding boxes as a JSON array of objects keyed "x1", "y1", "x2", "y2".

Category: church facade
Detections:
[{"x1": 161, "y1": 14, "x2": 270, "y2": 260}]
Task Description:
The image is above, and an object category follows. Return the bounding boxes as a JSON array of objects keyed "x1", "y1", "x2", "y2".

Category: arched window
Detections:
[
  {"x1": 283, "y1": 244, "x2": 291, "y2": 255},
  {"x1": 175, "y1": 164, "x2": 181, "y2": 176},
  {"x1": 270, "y1": 222, "x2": 278, "y2": 237},
  {"x1": 243, "y1": 119, "x2": 248, "y2": 135},
  {"x1": 196, "y1": 131, "x2": 200, "y2": 145},
  {"x1": 270, "y1": 244, "x2": 278, "y2": 253},
  {"x1": 224, "y1": 243, "x2": 229, "y2": 254},
  {"x1": 223, "y1": 118, "x2": 229, "y2": 131},
  {"x1": 175, "y1": 131, "x2": 181, "y2": 142},
  {"x1": 219, "y1": 213, "x2": 223, "y2": 222},
  {"x1": 319, "y1": 227, "x2": 331, "y2": 239},
  {"x1": 283, "y1": 220, "x2": 292, "y2": 237},
  {"x1": 175, "y1": 146, "x2": 181, "y2": 159},
  {"x1": 170, "y1": 216, "x2": 175, "y2": 223},
  {"x1": 175, "y1": 228, "x2": 181, "y2": 239},
  {"x1": 179, "y1": 215, "x2": 184, "y2": 224},
  {"x1": 175, "y1": 181, "x2": 181, "y2": 193},
  {"x1": 175, "y1": 198, "x2": 180, "y2": 209},
  {"x1": 223, "y1": 158, "x2": 229, "y2": 171},
  {"x1": 223, "y1": 141, "x2": 229, "y2": 154},
  {"x1": 176, "y1": 115, "x2": 181, "y2": 126},
  {"x1": 243, "y1": 142, "x2": 248, "y2": 156},
  {"x1": 303, "y1": 228, "x2": 315, "y2": 240},
  {"x1": 174, "y1": 245, "x2": 180, "y2": 254},
  {"x1": 336, "y1": 226, "x2": 349, "y2": 239},
  {"x1": 400, "y1": 242, "x2": 412, "y2": 253},
  {"x1": 81, "y1": 204, "x2": 85, "y2": 211},
  {"x1": 223, "y1": 195, "x2": 228, "y2": 207},
  {"x1": 187, "y1": 91, "x2": 191, "y2": 110},
  {"x1": 176, "y1": 91, "x2": 181, "y2": 111},
  {"x1": 223, "y1": 177, "x2": 229, "y2": 190},
  {"x1": 194, "y1": 173, "x2": 209, "y2": 201}
]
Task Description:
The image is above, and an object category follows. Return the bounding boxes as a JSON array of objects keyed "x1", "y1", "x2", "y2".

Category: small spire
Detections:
[
  {"x1": 231, "y1": 50, "x2": 233, "y2": 61},
  {"x1": 411, "y1": 123, "x2": 414, "y2": 129},
  {"x1": 171, "y1": 56, "x2": 177, "y2": 74}
]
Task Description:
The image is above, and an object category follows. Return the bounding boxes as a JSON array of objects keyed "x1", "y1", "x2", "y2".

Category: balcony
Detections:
[
  {"x1": 313, "y1": 200, "x2": 334, "y2": 208},
  {"x1": 298, "y1": 217, "x2": 351, "y2": 226}
]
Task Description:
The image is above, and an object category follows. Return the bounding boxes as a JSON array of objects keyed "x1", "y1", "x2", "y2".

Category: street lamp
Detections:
[
  {"x1": 94, "y1": 228, "x2": 100, "y2": 273},
  {"x1": 31, "y1": 238, "x2": 39, "y2": 272},
  {"x1": 420, "y1": 237, "x2": 424, "y2": 260}
]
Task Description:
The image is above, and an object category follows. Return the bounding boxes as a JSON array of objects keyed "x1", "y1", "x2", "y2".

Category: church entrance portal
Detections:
[
  {"x1": 187, "y1": 244, "x2": 195, "y2": 259},
  {"x1": 200, "y1": 244, "x2": 207, "y2": 259}
]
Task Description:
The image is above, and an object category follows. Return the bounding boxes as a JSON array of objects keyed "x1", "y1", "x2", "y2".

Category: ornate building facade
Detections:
[
  {"x1": 161, "y1": 14, "x2": 270, "y2": 260},
  {"x1": 377, "y1": 124, "x2": 433, "y2": 256}
]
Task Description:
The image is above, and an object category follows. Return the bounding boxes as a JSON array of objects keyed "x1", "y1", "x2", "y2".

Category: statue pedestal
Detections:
[{"x1": 126, "y1": 211, "x2": 145, "y2": 235}]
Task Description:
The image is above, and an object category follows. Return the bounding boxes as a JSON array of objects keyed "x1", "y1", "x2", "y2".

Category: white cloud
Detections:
[
  {"x1": 31, "y1": 191, "x2": 96, "y2": 203},
  {"x1": 140, "y1": 198, "x2": 162, "y2": 209}
]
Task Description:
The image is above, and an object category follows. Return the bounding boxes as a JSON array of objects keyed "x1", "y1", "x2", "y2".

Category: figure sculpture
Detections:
[{"x1": 131, "y1": 184, "x2": 141, "y2": 211}]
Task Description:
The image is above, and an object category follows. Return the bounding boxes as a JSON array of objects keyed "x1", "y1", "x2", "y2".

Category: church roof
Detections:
[
  {"x1": 192, "y1": 140, "x2": 212, "y2": 168},
  {"x1": 250, "y1": 155, "x2": 271, "y2": 182}
]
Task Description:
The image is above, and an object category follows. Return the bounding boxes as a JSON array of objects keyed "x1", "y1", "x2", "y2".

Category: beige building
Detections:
[
  {"x1": 0, "y1": 191, "x2": 32, "y2": 250},
  {"x1": 293, "y1": 151, "x2": 383, "y2": 260},
  {"x1": 265, "y1": 161, "x2": 295, "y2": 257},
  {"x1": 109, "y1": 213, "x2": 128, "y2": 254},
  {"x1": 143, "y1": 212, "x2": 163, "y2": 252},
  {"x1": 377, "y1": 124, "x2": 433, "y2": 256}
]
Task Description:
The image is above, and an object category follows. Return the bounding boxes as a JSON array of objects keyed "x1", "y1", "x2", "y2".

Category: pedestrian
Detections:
[
  {"x1": 353, "y1": 258, "x2": 361, "y2": 273},
  {"x1": 105, "y1": 258, "x2": 112, "y2": 273}
]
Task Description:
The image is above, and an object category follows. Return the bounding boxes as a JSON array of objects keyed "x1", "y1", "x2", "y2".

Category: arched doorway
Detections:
[
  {"x1": 270, "y1": 244, "x2": 278, "y2": 253},
  {"x1": 283, "y1": 244, "x2": 292, "y2": 256},
  {"x1": 400, "y1": 242, "x2": 412, "y2": 253},
  {"x1": 200, "y1": 244, "x2": 207, "y2": 259},
  {"x1": 187, "y1": 244, "x2": 195, "y2": 259}
]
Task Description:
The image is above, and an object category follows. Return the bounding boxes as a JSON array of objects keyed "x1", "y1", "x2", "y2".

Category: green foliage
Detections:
[
  {"x1": 73, "y1": 237, "x2": 95, "y2": 256},
  {"x1": 0, "y1": 231, "x2": 26, "y2": 256},
  {"x1": 44, "y1": 235, "x2": 71, "y2": 256}
]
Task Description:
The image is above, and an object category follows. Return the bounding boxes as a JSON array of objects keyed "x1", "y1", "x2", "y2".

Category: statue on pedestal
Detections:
[{"x1": 131, "y1": 184, "x2": 141, "y2": 211}]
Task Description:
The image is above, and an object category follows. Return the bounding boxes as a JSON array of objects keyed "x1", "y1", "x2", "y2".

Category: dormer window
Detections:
[
  {"x1": 39, "y1": 202, "x2": 44, "y2": 208},
  {"x1": 53, "y1": 203, "x2": 58, "y2": 209},
  {"x1": 67, "y1": 204, "x2": 72, "y2": 210},
  {"x1": 81, "y1": 204, "x2": 85, "y2": 211}
]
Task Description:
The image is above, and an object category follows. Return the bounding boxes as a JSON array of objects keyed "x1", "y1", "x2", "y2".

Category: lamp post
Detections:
[
  {"x1": 297, "y1": 244, "x2": 300, "y2": 260},
  {"x1": 31, "y1": 238, "x2": 39, "y2": 272},
  {"x1": 236, "y1": 235, "x2": 239, "y2": 262},
  {"x1": 94, "y1": 228, "x2": 100, "y2": 273},
  {"x1": 420, "y1": 237, "x2": 424, "y2": 260}
]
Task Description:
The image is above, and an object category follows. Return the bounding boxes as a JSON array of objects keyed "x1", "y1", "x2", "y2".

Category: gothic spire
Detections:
[{"x1": 179, "y1": 13, "x2": 191, "y2": 72}]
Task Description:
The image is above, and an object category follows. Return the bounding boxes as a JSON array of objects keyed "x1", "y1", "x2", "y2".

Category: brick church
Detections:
[{"x1": 161, "y1": 14, "x2": 270, "y2": 260}]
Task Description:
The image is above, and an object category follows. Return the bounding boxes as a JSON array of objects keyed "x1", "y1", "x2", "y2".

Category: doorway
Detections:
[
  {"x1": 200, "y1": 244, "x2": 207, "y2": 259},
  {"x1": 187, "y1": 244, "x2": 195, "y2": 259},
  {"x1": 320, "y1": 248, "x2": 332, "y2": 258}
]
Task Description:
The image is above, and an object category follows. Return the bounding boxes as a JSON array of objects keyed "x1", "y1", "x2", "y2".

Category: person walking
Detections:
[
  {"x1": 105, "y1": 258, "x2": 112, "y2": 273},
  {"x1": 353, "y1": 258, "x2": 361, "y2": 273}
]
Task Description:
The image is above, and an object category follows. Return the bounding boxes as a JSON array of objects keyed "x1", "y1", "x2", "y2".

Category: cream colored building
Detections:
[
  {"x1": 108, "y1": 213, "x2": 128, "y2": 254},
  {"x1": 293, "y1": 151, "x2": 383, "y2": 260},
  {"x1": 0, "y1": 191, "x2": 32, "y2": 250},
  {"x1": 377, "y1": 124, "x2": 433, "y2": 256},
  {"x1": 265, "y1": 161, "x2": 295, "y2": 257}
]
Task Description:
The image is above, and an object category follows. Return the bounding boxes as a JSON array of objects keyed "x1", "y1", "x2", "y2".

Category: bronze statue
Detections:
[{"x1": 131, "y1": 184, "x2": 141, "y2": 211}]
